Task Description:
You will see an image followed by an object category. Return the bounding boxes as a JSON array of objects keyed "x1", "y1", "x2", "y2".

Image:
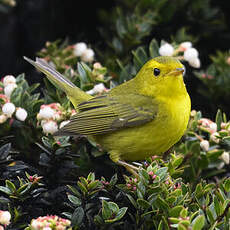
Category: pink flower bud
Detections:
[
  {"x1": 152, "y1": 175, "x2": 157, "y2": 180},
  {"x1": 148, "y1": 171, "x2": 154, "y2": 176}
]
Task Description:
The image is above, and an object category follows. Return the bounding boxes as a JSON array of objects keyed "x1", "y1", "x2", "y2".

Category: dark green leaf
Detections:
[
  {"x1": 106, "y1": 207, "x2": 128, "y2": 223},
  {"x1": 110, "y1": 174, "x2": 118, "y2": 186},
  {"x1": 149, "y1": 39, "x2": 159, "y2": 58},
  {"x1": 0, "y1": 143, "x2": 11, "y2": 160},
  {"x1": 71, "y1": 207, "x2": 84, "y2": 227},
  {"x1": 215, "y1": 109, "x2": 222, "y2": 131},
  {"x1": 0, "y1": 186, "x2": 11, "y2": 195},
  {"x1": 102, "y1": 200, "x2": 112, "y2": 220},
  {"x1": 68, "y1": 195, "x2": 81, "y2": 206},
  {"x1": 137, "y1": 198, "x2": 151, "y2": 209}
]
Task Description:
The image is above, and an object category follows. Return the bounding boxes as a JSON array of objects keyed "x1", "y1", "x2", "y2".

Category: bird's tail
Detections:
[{"x1": 24, "y1": 57, "x2": 92, "y2": 107}]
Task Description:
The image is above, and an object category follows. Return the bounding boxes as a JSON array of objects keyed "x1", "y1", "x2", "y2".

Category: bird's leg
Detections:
[
  {"x1": 117, "y1": 160, "x2": 139, "y2": 177},
  {"x1": 110, "y1": 151, "x2": 139, "y2": 177}
]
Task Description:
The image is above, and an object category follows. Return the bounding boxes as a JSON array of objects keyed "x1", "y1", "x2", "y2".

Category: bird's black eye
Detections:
[{"x1": 153, "y1": 68, "x2": 160, "y2": 77}]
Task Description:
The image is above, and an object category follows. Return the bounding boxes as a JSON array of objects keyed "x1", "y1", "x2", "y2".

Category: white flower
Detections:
[
  {"x1": 0, "y1": 210, "x2": 11, "y2": 225},
  {"x1": 188, "y1": 57, "x2": 200, "y2": 68},
  {"x1": 200, "y1": 140, "x2": 209, "y2": 152},
  {"x1": 31, "y1": 219, "x2": 40, "y2": 229},
  {"x1": 209, "y1": 122, "x2": 217, "y2": 133},
  {"x1": 3, "y1": 75, "x2": 16, "y2": 87},
  {"x1": 0, "y1": 114, "x2": 8, "y2": 124},
  {"x1": 42, "y1": 120, "x2": 58, "y2": 134},
  {"x1": 179, "y1": 41, "x2": 192, "y2": 50},
  {"x1": 59, "y1": 120, "x2": 70, "y2": 129},
  {"x1": 4, "y1": 83, "x2": 17, "y2": 97},
  {"x1": 159, "y1": 43, "x2": 174, "y2": 56},
  {"x1": 43, "y1": 227, "x2": 52, "y2": 230},
  {"x1": 15, "y1": 108, "x2": 28, "y2": 121},
  {"x1": 81, "y1": 48, "x2": 95, "y2": 62},
  {"x1": 93, "y1": 62, "x2": 102, "y2": 69},
  {"x1": 38, "y1": 107, "x2": 55, "y2": 119},
  {"x1": 2, "y1": 102, "x2": 16, "y2": 116},
  {"x1": 210, "y1": 132, "x2": 220, "y2": 143},
  {"x1": 73, "y1": 42, "x2": 87, "y2": 56},
  {"x1": 183, "y1": 48, "x2": 199, "y2": 62},
  {"x1": 86, "y1": 83, "x2": 106, "y2": 95},
  {"x1": 217, "y1": 162, "x2": 225, "y2": 170},
  {"x1": 220, "y1": 151, "x2": 230, "y2": 164}
]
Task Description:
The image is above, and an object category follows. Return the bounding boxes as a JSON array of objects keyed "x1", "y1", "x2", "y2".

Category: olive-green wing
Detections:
[{"x1": 55, "y1": 94, "x2": 158, "y2": 136}]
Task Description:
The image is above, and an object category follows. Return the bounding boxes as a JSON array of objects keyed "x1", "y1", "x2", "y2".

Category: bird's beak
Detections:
[{"x1": 169, "y1": 67, "x2": 185, "y2": 76}]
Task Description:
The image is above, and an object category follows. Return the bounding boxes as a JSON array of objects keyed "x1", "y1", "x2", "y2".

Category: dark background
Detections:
[{"x1": 0, "y1": 0, "x2": 230, "y2": 117}]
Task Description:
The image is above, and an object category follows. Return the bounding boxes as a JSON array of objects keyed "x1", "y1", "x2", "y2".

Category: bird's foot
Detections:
[{"x1": 117, "y1": 160, "x2": 140, "y2": 177}]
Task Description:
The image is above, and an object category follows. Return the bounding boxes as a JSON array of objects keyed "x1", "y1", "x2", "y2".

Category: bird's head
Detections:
[{"x1": 136, "y1": 56, "x2": 187, "y2": 98}]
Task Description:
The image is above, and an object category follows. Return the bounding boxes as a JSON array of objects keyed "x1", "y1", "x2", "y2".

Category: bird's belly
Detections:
[{"x1": 94, "y1": 96, "x2": 190, "y2": 161}]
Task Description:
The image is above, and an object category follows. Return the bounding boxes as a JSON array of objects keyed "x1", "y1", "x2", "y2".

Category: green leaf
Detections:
[
  {"x1": 155, "y1": 167, "x2": 168, "y2": 180},
  {"x1": 178, "y1": 223, "x2": 187, "y2": 230},
  {"x1": 126, "y1": 194, "x2": 137, "y2": 209},
  {"x1": 17, "y1": 183, "x2": 31, "y2": 195},
  {"x1": 180, "y1": 208, "x2": 188, "y2": 218},
  {"x1": 192, "y1": 215, "x2": 205, "y2": 230},
  {"x1": 157, "y1": 220, "x2": 164, "y2": 230},
  {"x1": 206, "y1": 208, "x2": 215, "y2": 224},
  {"x1": 149, "y1": 39, "x2": 159, "y2": 58},
  {"x1": 87, "y1": 172, "x2": 95, "y2": 182},
  {"x1": 137, "y1": 181, "x2": 146, "y2": 197},
  {"x1": 102, "y1": 200, "x2": 113, "y2": 220},
  {"x1": 224, "y1": 178, "x2": 230, "y2": 192},
  {"x1": 77, "y1": 62, "x2": 88, "y2": 84},
  {"x1": 195, "y1": 183, "x2": 203, "y2": 199},
  {"x1": 88, "y1": 180, "x2": 101, "y2": 191},
  {"x1": 137, "y1": 198, "x2": 151, "y2": 209},
  {"x1": 215, "y1": 109, "x2": 222, "y2": 131},
  {"x1": 223, "y1": 136, "x2": 230, "y2": 147},
  {"x1": 105, "y1": 207, "x2": 128, "y2": 223},
  {"x1": 68, "y1": 195, "x2": 81, "y2": 206},
  {"x1": 0, "y1": 143, "x2": 11, "y2": 160},
  {"x1": 0, "y1": 186, "x2": 11, "y2": 195},
  {"x1": 41, "y1": 137, "x2": 52, "y2": 150},
  {"x1": 108, "y1": 202, "x2": 119, "y2": 214},
  {"x1": 169, "y1": 206, "x2": 184, "y2": 217},
  {"x1": 110, "y1": 174, "x2": 118, "y2": 186},
  {"x1": 77, "y1": 181, "x2": 88, "y2": 195},
  {"x1": 156, "y1": 196, "x2": 169, "y2": 210},
  {"x1": 71, "y1": 207, "x2": 84, "y2": 227},
  {"x1": 214, "y1": 196, "x2": 221, "y2": 216},
  {"x1": 27, "y1": 83, "x2": 40, "y2": 94},
  {"x1": 139, "y1": 169, "x2": 149, "y2": 182}
]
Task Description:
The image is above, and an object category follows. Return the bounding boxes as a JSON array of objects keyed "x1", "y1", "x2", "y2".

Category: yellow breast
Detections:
[{"x1": 95, "y1": 93, "x2": 191, "y2": 162}]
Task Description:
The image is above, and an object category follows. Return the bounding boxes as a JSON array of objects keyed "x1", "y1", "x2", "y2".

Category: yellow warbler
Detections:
[{"x1": 24, "y1": 56, "x2": 191, "y2": 173}]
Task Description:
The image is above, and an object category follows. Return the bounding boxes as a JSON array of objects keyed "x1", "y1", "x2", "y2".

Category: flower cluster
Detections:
[
  {"x1": 0, "y1": 75, "x2": 28, "y2": 124},
  {"x1": 73, "y1": 42, "x2": 95, "y2": 63},
  {"x1": 0, "y1": 210, "x2": 11, "y2": 228},
  {"x1": 191, "y1": 111, "x2": 230, "y2": 167},
  {"x1": 126, "y1": 177, "x2": 138, "y2": 191},
  {"x1": 37, "y1": 103, "x2": 75, "y2": 135},
  {"x1": 159, "y1": 41, "x2": 201, "y2": 68},
  {"x1": 29, "y1": 215, "x2": 71, "y2": 230}
]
